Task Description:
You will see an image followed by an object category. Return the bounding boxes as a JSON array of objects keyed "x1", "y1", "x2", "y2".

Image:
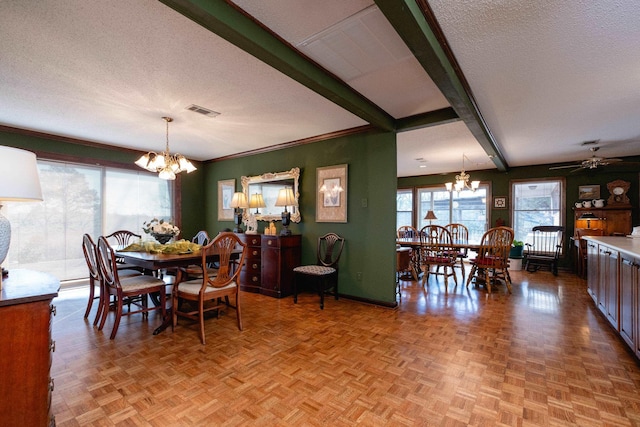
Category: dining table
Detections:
[
  {"x1": 396, "y1": 238, "x2": 481, "y2": 280},
  {"x1": 116, "y1": 243, "x2": 242, "y2": 334}
]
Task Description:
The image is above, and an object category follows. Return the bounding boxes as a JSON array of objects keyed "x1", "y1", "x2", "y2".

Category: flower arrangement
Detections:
[{"x1": 143, "y1": 218, "x2": 180, "y2": 244}]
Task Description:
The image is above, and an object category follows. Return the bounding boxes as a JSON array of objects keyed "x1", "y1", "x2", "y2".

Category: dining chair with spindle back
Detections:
[{"x1": 466, "y1": 226, "x2": 514, "y2": 294}]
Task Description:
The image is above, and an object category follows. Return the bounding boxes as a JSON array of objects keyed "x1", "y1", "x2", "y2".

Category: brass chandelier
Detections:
[
  {"x1": 445, "y1": 154, "x2": 480, "y2": 193},
  {"x1": 135, "y1": 117, "x2": 196, "y2": 180}
]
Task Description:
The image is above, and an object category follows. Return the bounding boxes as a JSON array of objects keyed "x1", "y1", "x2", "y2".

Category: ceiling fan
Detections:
[{"x1": 549, "y1": 147, "x2": 624, "y2": 172}]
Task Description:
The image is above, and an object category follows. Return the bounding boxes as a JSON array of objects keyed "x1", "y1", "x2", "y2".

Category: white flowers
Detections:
[{"x1": 142, "y1": 218, "x2": 180, "y2": 236}]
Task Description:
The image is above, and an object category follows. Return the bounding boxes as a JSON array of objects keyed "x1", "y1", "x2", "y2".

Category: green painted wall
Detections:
[
  {"x1": 204, "y1": 130, "x2": 398, "y2": 304},
  {"x1": 399, "y1": 158, "x2": 640, "y2": 269}
]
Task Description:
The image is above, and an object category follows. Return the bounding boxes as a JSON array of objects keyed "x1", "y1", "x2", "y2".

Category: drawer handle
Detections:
[
  {"x1": 252, "y1": 250, "x2": 259, "y2": 256},
  {"x1": 49, "y1": 378, "x2": 55, "y2": 392},
  {"x1": 50, "y1": 339, "x2": 56, "y2": 353},
  {"x1": 50, "y1": 305, "x2": 57, "y2": 316},
  {"x1": 252, "y1": 276, "x2": 258, "y2": 282},
  {"x1": 252, "y1": 263, "x2": 258, "y2": 269},
  {"x1": 251, "y1": 239, "x2": 258, "y2": 245},
  {"x1": 268, "y1": 240, "x2": 273, "y2": 246}
]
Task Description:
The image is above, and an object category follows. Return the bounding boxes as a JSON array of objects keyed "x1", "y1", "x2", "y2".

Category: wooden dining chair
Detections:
[
  {"x1": 293, "y1": 233, "x2": 345, "y2": 309},
  {"x1": 397, "y1": 225, "x2": 418, "y2": 239},
  {"x1": 105, "y1": 230, "x2": 145, "y2": 273},
  {"x1": 419, "y1": 225, "x2": 458, "y2": 289},
  {"x1": 466, "y1": 226, "x2": 514, "y2": 293},
  {"x1": 179, "y1": 230, "x2": 216, "y2": 280},
  {"x1": 96, "y1": 236, "x2": 167, "y2": 339},
  {"x1": 444, "y1": 223, "x2": 469, "y2": 278},
  {"x1": 575, "y1": 228, "x2": 605, "y2": 279},
  {"x1": 82, "y1": 234, "x2": 103, "y2": 326},
  {"x1": 172, "y1": 232, "x2": 247, "y2": 344}
]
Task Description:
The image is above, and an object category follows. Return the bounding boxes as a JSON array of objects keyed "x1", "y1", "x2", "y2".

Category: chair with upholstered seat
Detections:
[
  {"x1": 466, "y1": 226, "x2": 514, "y2": 294},
  {"x1": 444, "y1": 223, "x2": 469, "y2": 278},
  {"x1": 419, "y1": 225, "x2": 458, "y2": 289},
  {"x1": 96, "y1": 236, "x2": 167, "y2": 339},
  {"x1": 172, "y1": 232, "x2": 247, "y2": 344},
  {"x1": 293, "y1": 233, "x2": 345, "y2": 309}
]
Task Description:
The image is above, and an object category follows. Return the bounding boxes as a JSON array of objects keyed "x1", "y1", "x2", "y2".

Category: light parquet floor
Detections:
[{"x1": 51, "y1": 270, "x2": 640, "y2": 426}]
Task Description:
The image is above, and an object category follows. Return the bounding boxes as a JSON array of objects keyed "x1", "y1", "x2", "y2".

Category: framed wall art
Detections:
[
  {"x1": 578, "y1": 185, "x2": 600, "y2": 200},
  {"x1": 493, "y1": 196, "x2": 507, "y2": 209},
  {"x1": 316, "y1": 164, "x2": 348, "y2": 222},
  {"x1": 217, "y1": 179, "x2": 235, "y2": 221}
]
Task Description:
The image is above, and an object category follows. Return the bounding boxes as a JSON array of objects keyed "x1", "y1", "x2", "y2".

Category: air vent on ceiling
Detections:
[{"x1": 186, "y1": 104, "x2": 220, "y2": 118}]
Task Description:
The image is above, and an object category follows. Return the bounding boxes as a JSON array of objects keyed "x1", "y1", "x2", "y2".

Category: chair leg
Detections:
[
  {"x1": 93, "y1": 288, "x2": 104, "y2": 326},
  {"x1": 466, "y1": 265, "x2": 477, "y2": 287},
  {"x1": 84, "y1": 277, "x2": 95, "y2": 319},
  {"x1": 293, "y1": 273, "x2": 298, "y2": 304},
  {"x1": 319, "y1": 277, "x2": 325, "y2": 310},
  {"x1": 98, "y1": 291, "x2": 110, "y2": 331},
  {"x1": 199, "y1": 298, "x2": 206, "y2": 345},
  {"x1": 334, "y1": 273, "x2": 339, "y2": 300},
  {"x1": 110, "y1": 299, "x2": 123, "y2": 339},
  {"x1": 235, "y1": 292, "x2": 242, "y2": 331}
]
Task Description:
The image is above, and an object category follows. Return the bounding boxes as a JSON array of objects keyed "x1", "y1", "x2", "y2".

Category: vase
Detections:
[{"x1": 151, "y1": 233, "x2": 173, "y2": 244}]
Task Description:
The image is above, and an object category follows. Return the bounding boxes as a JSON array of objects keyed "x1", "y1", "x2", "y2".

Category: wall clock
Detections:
[{"x1": 606, "y1": 179, "x2": 630, "y2": 206}]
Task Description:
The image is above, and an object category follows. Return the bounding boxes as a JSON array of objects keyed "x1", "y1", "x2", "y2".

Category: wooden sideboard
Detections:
[
  {"x1": 574, "y1": 206, "x2": 632, "y2": 236},
  {"x1": 0, "y1": 269, "x2": 59, "y2": 427},
  {"x1": 237, "y1": 234, "x2": 301, "y2": 298}
]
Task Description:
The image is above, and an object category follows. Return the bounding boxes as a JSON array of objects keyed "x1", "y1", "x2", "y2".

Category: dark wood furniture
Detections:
[
  {"x1": 173, "y1": 232, "x2": 247, "y2": 344},
  {"x1": 0, "y1": 269, "x2": 59, "y2": 427},
  {"x1": 466, "y1": 226, "x2": 514, "y2": 294},
  {"x1": 524, "y1": 225, "x2": 564, "y2": 276},
  {"x1": 237, "y1": 234, "x2": 301, "y2": 298},
  {"x1": 293, "y1": 233, "x2": 345, "y2": 309},
  {"x1": 574, "y1": 206, "x2": 632, "y2": 236},
  {"x1": 585, "y1": 236, "x2": 640, "y2": 360}
]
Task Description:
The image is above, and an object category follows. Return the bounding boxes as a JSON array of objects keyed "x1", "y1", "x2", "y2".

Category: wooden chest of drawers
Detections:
[
  {"x1": 0, "y1": 269, "x2": 59, "y2": 427},
  {"x1": 237, "y1": 234, "x2": 301, "y2": 298}
]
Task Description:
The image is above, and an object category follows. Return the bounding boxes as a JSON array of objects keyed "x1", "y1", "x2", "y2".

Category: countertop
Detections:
[{"x1": 583, "y1": 236, "x2": 640, "y2": 258}]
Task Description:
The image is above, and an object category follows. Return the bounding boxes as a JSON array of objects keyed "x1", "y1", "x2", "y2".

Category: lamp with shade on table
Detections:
[
  {"x1": 0, "y1": 146, "x2": 44, "y2": 290},
  {"x1": 229, "y1": 192, "x2": 249, "y2": 233},
  {"x1": 424, "y1": 210, "x2": 437, "y2": 225},
  {"x1": 275, "y1": 188, "x2": 296, "y2": 236},
  {"x1": 245, "y1": 193, "x2": 266, "y2": 235}
]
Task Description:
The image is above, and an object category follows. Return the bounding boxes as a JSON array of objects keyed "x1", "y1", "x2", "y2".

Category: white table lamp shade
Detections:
[
  {"x1": 0, "y1": 146, "x2": 43, "y2": 202},
  {"x1": 0, "y1": 146, "x2": 43, "y2": 281}
]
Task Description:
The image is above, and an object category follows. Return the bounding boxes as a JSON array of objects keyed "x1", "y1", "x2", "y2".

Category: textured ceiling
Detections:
[{"x1": 1, "y1": 0, "x2": 639, "y2": 178}]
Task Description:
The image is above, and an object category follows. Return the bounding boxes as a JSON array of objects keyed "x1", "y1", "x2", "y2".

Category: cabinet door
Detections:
[
  {"x1": 598, "y1": 247, "x2": 619, "y2": 329},
  {"x1": 619, "y1": 255, "x2": 637, "y2": 349},
  {"x1": 586, "y1": 241, "x2": 599, "y2": 303}
]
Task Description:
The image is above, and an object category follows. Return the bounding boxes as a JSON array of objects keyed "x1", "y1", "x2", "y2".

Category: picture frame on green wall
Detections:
[
  {"x1": 317, "y1": 164, "x2": 348, "y2": 222},
  {"x1": 494, "y1": 196, "x2": 507, "y2": 209},
  {"x1": 218, "y1": 179, "x2": 235, "y2": 221}
]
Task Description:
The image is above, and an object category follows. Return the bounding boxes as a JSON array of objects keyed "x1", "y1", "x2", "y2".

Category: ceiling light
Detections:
[
  {"x1": 135, "y1": 117, "x2": 196, "y2": 180},
  {"x1": 445, "y1": 154, "x2": 480, "y2": 193}
]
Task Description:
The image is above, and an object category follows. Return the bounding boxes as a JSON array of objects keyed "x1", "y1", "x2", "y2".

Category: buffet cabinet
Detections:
[
  {"x1": 0, "y1": 269, "x2": 60, "y2": 426},
  {"x1": 574, "y1": 207, "x2": 632, "y2": 236},
  {"x1": 237, "y1": 234, "x2": 301, "y2": 298},
  {"x1": 585, "y1": 237, "x2": 640, "y2": 359}
]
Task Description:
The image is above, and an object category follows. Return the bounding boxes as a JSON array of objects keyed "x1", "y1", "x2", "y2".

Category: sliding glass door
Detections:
[{"x1": 4, "y1": 159, "x2": 173, "y2": 281}]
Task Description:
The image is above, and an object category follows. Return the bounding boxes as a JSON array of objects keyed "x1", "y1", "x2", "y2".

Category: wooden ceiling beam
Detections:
[{"x1": 375, "y1": 0, "x2": 509, "y2": 171}]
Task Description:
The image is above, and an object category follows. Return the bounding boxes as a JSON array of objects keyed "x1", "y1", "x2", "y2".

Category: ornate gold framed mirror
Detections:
[{"x1": 241, "y1": 167, "x2": 301, "y2": 223}]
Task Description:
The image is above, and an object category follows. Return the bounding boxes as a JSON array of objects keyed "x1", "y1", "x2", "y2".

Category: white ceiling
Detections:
[{"x1": 1, "y1": 1, "x2": 639, "y2": 178}]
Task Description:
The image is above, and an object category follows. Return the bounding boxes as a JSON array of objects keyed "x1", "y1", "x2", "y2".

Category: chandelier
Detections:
[
  {"x1": 135, "y1": 117, "x2": 196, "y2": 180},
  {"x1": 445, "y1": 154, "x2": 480, "y2": 193}
]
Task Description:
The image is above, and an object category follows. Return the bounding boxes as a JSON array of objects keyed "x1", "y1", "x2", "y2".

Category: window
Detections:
[
  {"x1": 4, "y1": 159, "x2": 174, "y2": 281},
  {"x1": 416, "y1": 185, "x2": 489, "y2": 244},
  {"x1": 511, "y1": 179, "x2": 564, "y2": 246},
  {"x1": 396, "y1": 189, "x2": 413, "y2": 229}
]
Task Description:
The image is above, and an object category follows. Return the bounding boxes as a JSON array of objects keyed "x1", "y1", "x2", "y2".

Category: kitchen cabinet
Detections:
[{"x1": 574, "y1": 207, "x2": 632, "y2": 236}]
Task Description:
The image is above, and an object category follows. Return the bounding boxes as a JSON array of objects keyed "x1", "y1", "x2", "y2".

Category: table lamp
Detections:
[
  {"x1": 249, "y1": 193, "x2": 266, "y2": 214},
  {"x1": 0, "y1": 146, "x2": 43, "y2": 289},
  {"x1": 274, "y1": 188, "x2": 296, "y2": 236},
  {"x1": 578, "y1": 212, "x2": 599, "y2": 229},
  {"x1": 424, "y1": 210, "x2": 437, "y2": 225},
  {"x1": 229, "y1": 192, "x2": 248, "y2": 233}
]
